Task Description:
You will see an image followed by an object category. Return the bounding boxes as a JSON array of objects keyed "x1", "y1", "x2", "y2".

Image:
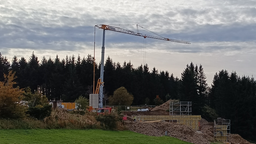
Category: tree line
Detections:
[{"x1": 0, "y1": 52, "x2": 255, "y2": 141}]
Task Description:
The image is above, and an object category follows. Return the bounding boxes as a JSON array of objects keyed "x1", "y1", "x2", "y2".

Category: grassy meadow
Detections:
[{"x1": 0, "y1": 129, "x2": 191, "y2": 144}]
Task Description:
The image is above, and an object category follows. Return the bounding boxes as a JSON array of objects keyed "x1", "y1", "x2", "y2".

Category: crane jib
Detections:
[{"x1": 96, "y1": 24, "x2": 190, "y2": 44}]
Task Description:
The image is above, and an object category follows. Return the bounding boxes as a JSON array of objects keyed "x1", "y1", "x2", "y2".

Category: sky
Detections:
[{"x1": 0, "y1": 0, "x2": 256, "y2": 85}]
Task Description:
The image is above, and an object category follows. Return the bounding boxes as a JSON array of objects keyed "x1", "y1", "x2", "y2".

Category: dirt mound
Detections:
[
  {"x1": 124, "y1": 117, "x2": 252, "y2": 144},
  {"x1": 199, "y1": 119, "x2": 214, "y2": 142},
  {"x1": 125, "y1": 121, "x2": 210, "y2": 144},
  {"x1": 229, "y1": 134, "x2": 252, "y2": 144},
  {"x1": 124, "y1": 110, "x2": 251, "y2": 144},
  {"x1": 151, "y1": 99, "x2": 173, "y2": 111}
]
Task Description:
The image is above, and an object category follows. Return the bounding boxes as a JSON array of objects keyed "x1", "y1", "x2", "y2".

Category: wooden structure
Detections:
[{"x1": 136, "y1": 115, "x2": 201, "y2": 131}]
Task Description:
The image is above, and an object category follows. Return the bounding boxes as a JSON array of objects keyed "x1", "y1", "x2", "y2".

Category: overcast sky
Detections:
[{"x1": 1, "y1": 0, "x2": 256, "y2": 85}]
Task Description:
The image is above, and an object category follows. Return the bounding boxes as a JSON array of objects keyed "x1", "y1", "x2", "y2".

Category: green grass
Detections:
[{"x1": 0, "y1": 129, "x2": 191, "y2": 144}]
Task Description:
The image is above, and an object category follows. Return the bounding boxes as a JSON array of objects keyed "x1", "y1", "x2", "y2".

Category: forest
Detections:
[{"x1": 0, "y1": 53, "x2": 255, "y2": 141}]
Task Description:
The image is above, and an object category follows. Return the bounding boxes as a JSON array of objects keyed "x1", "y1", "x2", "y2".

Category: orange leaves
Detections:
[{"x1": 0, "y1": 71, "x2": 26, "y2": 118}]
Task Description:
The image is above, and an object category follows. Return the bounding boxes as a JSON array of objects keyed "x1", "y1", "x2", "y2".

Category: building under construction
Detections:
[
  {"x1": 214, "y1": 118, "x2": 231, "y2": 142},
  {"x1": 136, "y1": 100, "x2": 201, "y2": 131}
]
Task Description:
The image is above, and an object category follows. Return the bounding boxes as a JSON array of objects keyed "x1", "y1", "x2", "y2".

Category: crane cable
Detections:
[{"x1": 138, "y1": 25, "x2": 165, "y2": 39}]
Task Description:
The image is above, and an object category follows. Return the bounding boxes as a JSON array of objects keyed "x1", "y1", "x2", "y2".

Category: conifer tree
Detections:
[{"x1": 180, "y1": 63, "x2": 207, "y2": 115}]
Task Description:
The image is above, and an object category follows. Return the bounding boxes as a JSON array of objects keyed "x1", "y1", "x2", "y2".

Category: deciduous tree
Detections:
[
  {"x1": 109, "y1": 87, "x2": 133, "y2": 105},
  {"x1": 0, "y1": 71, "x2": 27, "y2": 119}
]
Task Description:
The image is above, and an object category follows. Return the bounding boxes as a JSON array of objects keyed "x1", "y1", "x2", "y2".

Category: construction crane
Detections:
[{"x1": 94, "y1": 24, "x2": 190, "y2": 108}]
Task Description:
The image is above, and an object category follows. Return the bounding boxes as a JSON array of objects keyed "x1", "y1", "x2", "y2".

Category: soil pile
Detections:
[
  {"x1": 199, "y1": 119, "x2": 214, "y2": 141},
  {"x1": 151, "y1": 99, "x2": 174, "y2": 112},
  {"x1": 124, "y1": 102, "x2": 251, "y2": 144},
  {"x1": 125, "y1": 121, "x2": 210, "y2": 144},
  {"x1": 229, "y1": 134, "x2": 252, "y2": 144},
  {"x1": 125, "y1": 118, "x2": 252, "y2": 144}
]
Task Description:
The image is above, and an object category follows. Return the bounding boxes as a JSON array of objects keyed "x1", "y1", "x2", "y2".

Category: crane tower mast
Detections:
[{"x1": 95, "y1": 24, "x2": 190, "y2": 108}]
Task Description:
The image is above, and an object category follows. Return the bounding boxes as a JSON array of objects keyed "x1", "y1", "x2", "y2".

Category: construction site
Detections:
[
  {"x1": 45, "y1": 97, "x2": 251, "y2": 144},
  {"x1": 86, "y1": 24, "x2": 253, "y2": 144},
  {"x1": 1, "y1": 1, "x2": 255, "y2": 143},
  {"x1": 121, "y1": 100, "x2": 251, "y2": 144}
]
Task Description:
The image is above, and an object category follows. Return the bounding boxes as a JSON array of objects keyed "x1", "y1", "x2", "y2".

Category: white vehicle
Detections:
[{"x1": 137, "y1": 108, "x2": 149, "y2": 112}]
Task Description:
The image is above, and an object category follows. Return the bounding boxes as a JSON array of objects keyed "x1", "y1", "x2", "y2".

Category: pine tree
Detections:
[
  {"x1": 0, "y1": 54, "x2": 10, "y2": 81},
  {"x1": 0, "y1": 53, "x2": 4, "y2": 81},
  {"x1": 17, "y1": 57, "x2": 29, "y2": 89},
  {"x1": 197, "y1": 65, "x2": 208, "y2": 107},
  {"x1": 180, "y1": 63, "x2": 207, "y2": 115},
  {"x1": 11, "y1": 56, "x2": 20, "y2": 72},
  {"x1": 27, "y1": 53, "x2": 39, "y2": 92}
]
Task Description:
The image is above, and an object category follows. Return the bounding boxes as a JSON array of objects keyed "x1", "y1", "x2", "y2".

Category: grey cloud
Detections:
[
  {"x1": 225, "y1": 0, "x2": 256, "y2": 6},
  {"x1": 1, "y1": 0, "x2": 256, "y2": 56},
  {"x1": 166, "y1": 23, "x2": 256, "y2": 42},
  {"x1": 0, "y1": 21, "x2": 94, "y2": 50}
]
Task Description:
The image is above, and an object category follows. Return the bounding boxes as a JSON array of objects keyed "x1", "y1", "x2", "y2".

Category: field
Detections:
[{"x1": 0, "y1": 129, "x2": 191, "y2": 144}]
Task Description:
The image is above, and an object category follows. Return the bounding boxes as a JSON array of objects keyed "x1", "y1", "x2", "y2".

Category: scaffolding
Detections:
[
  {"x1": 135, "y1": 101, "x2": 201, "y2": 131},
  {"x1": 214, "y1": 118, "x2": 231, "y2": 142},
  {"x1": 169, "y1": 101, "x2": 192, "y2": 115}
]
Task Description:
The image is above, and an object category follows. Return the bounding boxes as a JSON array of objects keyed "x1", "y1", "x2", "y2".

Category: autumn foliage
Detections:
[
  {"x1": 0, "y1": 71, "x2": 27, "y2": 119},
  {"x1": 154, "y1": 95, "x2": 164, "y2": 106}
]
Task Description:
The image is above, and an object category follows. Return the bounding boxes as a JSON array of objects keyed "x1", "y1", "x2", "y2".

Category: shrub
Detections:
[
  {"x1": 96, "y1": 114, "x2": 121, "y2": 130},
  {"x1": 75, "y1": 96, "x2": 88, "y2": 111},
  {"x1": 27, "y1": 104, "x2": 52, "y2": 120},
  {"x1": 0, "y1": 118, "x2": 46, "y2": 129},
  {"x1": 23, "y1": 87, "x2": 52, "y2": 120},
  {"x1": 201, "y1": 105, "x2": 218, "y2": 121}
]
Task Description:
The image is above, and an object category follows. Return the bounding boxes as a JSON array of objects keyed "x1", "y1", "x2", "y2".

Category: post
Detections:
[{"x1": 99, "y1": 29, "x2": 106, "y2": 108}]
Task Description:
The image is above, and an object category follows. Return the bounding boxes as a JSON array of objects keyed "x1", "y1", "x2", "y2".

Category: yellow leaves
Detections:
[
  {"x1": 0, "y1": 71, "x2": 26, "y2": 119},
  {"x1": 35, "y1": 105, "x2": 43, "y2": 109}
]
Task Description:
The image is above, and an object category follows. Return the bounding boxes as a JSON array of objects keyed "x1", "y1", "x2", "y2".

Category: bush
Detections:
[
  {"x1": 201, "y1": 105, "x2": 218, "y2": 121},
  {"x1": 75, "y1": 96, "x2": 88, "y2": 111},
  {"x1": 44, "y1": 109, "x2": 99, "y2": 129},
  {"x1": 27, "y1": 104, "x2": 52, "y2": 120},
  {"x1": 23, "y1": 87, "x2": 52, "y2": 120},
  {"x1": 96, "y1": 114, "x2": 121, "y2": 130},
  {"x1": 0, "y1": 118, "x2": 46, "y2": 129}
]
